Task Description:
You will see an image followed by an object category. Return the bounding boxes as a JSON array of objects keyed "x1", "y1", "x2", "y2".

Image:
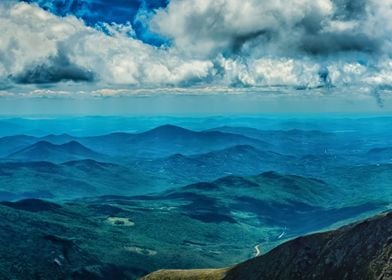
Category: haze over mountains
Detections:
[
  {"x1": 1, "y1": 124, "x2": 272, "y2": 159},
  {"x1": 0, "y1": 116, "x2": 391, "y2": 279},
  {"x1": 1, "y1": 121, "x2": 391, "y2": 199}
]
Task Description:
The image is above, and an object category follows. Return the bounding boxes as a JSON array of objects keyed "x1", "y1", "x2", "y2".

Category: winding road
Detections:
[{"x1": 254, "y1": 244, "x2": 262, "y2": 257}]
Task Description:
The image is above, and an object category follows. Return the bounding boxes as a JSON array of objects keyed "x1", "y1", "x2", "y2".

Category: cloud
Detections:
[
  {"x1": 0, "y1": 0, "x2": 392, "y2": 95},
  {"x1": 12, "y1": 49, "x2": 95, "y2": 84},
  {"x1": 151, "y1": 0, "x2": 332, "y2": 57},
  {"x1": 0, "y1": 1, "x2": 213, "y2": 86},
  {"x1": 150, "y1": 0, "x2": 392, "y2": 58}
]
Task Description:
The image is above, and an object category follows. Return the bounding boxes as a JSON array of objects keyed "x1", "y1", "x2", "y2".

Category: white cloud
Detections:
[
  {"x1": 150, "y1": 0, "x2": 335, "y2": 57},
  {"x1": 0, "y1": 0, "x2": 392, "y2": 95},
  {"x1": 0, "y1": 2, "x2": 213, "y2": 86}
]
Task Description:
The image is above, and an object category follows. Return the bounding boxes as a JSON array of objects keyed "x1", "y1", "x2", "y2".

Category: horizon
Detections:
[
  {"x1": 0, "y1": 0, "x2": 392, "y2": 114},
  {"x1": 0, "y1": 92, "x2": 391, "y2": 115},
  {"x1": 1, "y1": 1, "x2": 391, "y2": 279}
]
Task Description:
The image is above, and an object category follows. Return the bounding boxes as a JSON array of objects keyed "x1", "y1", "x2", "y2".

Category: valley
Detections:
[{"x1": 0, "y1": 116, "x2": 391, "y2": 279}]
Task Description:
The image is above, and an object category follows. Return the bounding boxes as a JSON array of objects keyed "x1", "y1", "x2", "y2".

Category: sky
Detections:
[{"x1": 0, "y1": 0, "x2": 392, "y2": 114}]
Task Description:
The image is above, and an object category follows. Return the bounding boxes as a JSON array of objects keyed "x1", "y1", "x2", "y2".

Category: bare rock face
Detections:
[{"x1": 142, "y1": 212, "x2": 392, "y2": 280}]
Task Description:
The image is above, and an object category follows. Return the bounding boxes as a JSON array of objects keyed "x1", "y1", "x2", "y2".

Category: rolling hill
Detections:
[
  {"x1": 6, "y1": 140, "x2": 104, "y2": 163},
  {"x1": 132, "y1": 145, "x2": 295, "y2": 184},
  {"x1": 137, "y1": 171, "x2": 384, "y2": 236},
  {"x1": 0, "y1": 160, "x2": 155, "y2": 200}
]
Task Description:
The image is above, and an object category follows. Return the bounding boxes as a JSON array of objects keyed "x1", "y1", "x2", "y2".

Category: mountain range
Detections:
[
  {"x1": 0, "y1": 121, "x2": 392, "y2": 280},
  {"x1": 0, "y1": 171, "x2": 387, "y2": 280},
  {"x1": 1, "y1": 124, "x2": 390, "y2": 164},
  {"x1": 0, "y1": 125, "x2": 272, "y2": 160}
]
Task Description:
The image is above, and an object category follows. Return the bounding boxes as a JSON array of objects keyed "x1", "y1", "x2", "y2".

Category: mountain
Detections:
[
  {"x1": 0, "y1": 134, "x2": 81, "y2": 158},
  {"x1": 192, "y1": 145, "x2": 295, "y2": 174},
  {"x1": 207, "y1": 126, "x2": 340, "y2": 156},
  {"x1": 0, "y1": 125, "x2": 273, "y2": 159},
  {"x1": 79, "y1": 132, "x2": 137, "y2": 155},
  {"x1": 6, "y1": 140, "x2": 104, "y2": 163},
  {"x1": 0, "y1": 171, "x2": 387, "y2": 280},
  {"x1": 0, "y1": 135, "x2": 37, "y2": 157},
  {"x1": 0, "y1": 189, "x2": 385, "y2": 280},
  {"x1": 319, "y1": 164, "x2": 392, "y2": 204},
  {"x1": 40, "y1": 133, "x2": 75, "y2": 145},
  {"x1": 0, "y1": 160, "x2": 154, "y2": 199},
  {"x1": 80, "y1": 124, "x2": 272, "y2": 158},
  {"x1": 110, "y1": 125, "x2": 273, "y2": 158},
  {"x1": 225, "y1": 211, "x2": 392, "y2": 280},
  {"x1": 142, "y1": 211, "x2": 392, "y2": 280},
  {"x1": 365, "y1": 147, "x2": 392, "y2": 163},
  {"x1": 132, "y1": 145, "x2": 295, "y2": 184},
  {"x1": 208, "y1": 126, "x2": 334, "y2": 139},
  {"x1": 132, "y1": 172, "x2": 385, "y2": 236}
]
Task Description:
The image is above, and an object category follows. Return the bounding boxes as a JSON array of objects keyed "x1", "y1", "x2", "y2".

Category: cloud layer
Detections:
[{"x1": 1, "y1": 0, "x2": 392, "y2": 94}]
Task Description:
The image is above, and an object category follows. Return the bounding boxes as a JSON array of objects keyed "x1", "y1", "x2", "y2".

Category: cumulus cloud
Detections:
[
  {"x1": 150, "y1": 0, "x2": 392, "y2": 57},
  {"x1": 151, "y1": 0, "x2": 334, "y2": 57},
  {"x1": 0, "y1": 1, "x2": 213, "y2": 86},
  {"x1": 0, "y1": 0, "x2": 392, "y2": 93}
]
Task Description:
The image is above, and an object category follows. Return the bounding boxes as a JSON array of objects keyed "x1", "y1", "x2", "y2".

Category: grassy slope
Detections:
[{"x1": 142, "y1": 269, "x2": 228, "y2": 280}]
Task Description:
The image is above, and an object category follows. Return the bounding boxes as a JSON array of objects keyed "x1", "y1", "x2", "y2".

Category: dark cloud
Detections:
[
  {"x1": 13, "y1": 51, "x2": 94, "y2": 84},
  {"x1": 301, "y1": 32, "x2": 379, "y2": 55},
  {"x1": 231, "y1": 30, "x2": 272, "y2": 54},
  {"x1": 372, "y1": 88, "x2": 384, "y2": 108},
  {"x1": 332, "y1": 0, "x2": 368, "y2": 20}
]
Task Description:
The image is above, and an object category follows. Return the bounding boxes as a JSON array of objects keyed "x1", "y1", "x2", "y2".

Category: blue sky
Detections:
[
  {"x1": 0, "y1": 0, "x2": 392, "y2": 114},
  {"x1": 23, "y1": 0, "x2": 169, "y2": 46}
]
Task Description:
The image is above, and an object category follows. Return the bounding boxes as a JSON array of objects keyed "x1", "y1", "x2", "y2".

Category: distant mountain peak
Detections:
[
  {"x1": 213, "y1": 174, "x2": 259, "y2": 188},
  {"x1": 60, "y1": 140, "x2": 88, "y2": 148},
  {"x1": 143, "y1": 124, "x2": 193, "y2": 135},
  {"x1": 257, "y1": 171, "x2": 283, "y2": 179},
  {"x1": 34, "y1": 140, "x2": 55, "y2": 146},
  {"x1": 167, "y1": 153, "x2": 190, "y2": 160},
  {"x1": 19, "y1": 140, "x2": 93, "y2": 153},
  {"x1": 44, "y1": 133, "x2": 72, "y2": 137},
  {"x1": 7, "y1": 140, "x2": 102, "y2": 163}
]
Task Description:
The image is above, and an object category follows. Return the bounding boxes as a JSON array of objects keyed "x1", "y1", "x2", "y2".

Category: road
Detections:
[{"x1": 254, "y1": 244, "x2": 262, "y2": 257}]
